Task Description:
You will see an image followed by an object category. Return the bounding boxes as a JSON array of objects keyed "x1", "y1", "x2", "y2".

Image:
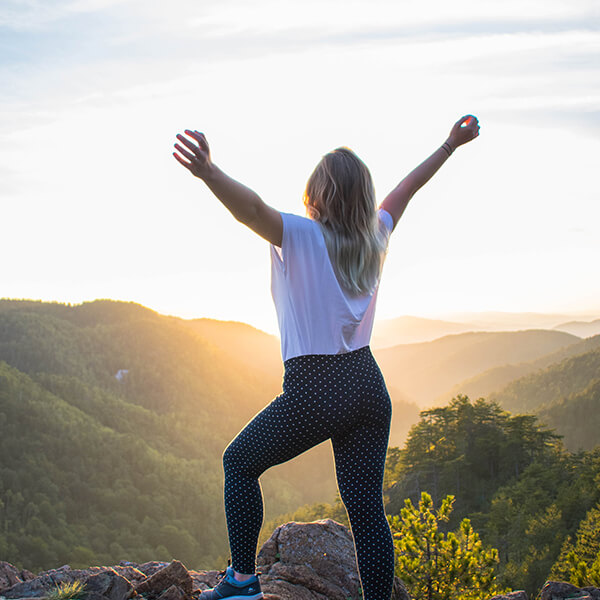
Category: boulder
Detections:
[
  {"x1": 582, "y1": 588, "x2": 600, "y2": 600},
  {"x1": 156, "y1": 584, "x2": 190, "y2": 600},
  {"x1": 256, "y1": 518, "x2": 410, "y2": 600},
  {"x1": 83, "y1": 568, "x2": 134, "y2": 600},
  {"x1": 540, "y1": 581, "x2": 600, "y2": 600},
  {"x1": 2, "y1": 565, "x2": 78, "y2": 598},
  {"x1": 2, "y1": 565, "x2": 113, "y2": 599},
  {"x1": 0, "y1": 561, "x2": 30, "y2": 593},
  {"x1": 110, "y1": 566, "x2": 148, "y2": 586},
  {"x1": 134, "y1": 560, "x2": 193, "y2": 599},
  {"x1": 130, "y1": 562, "x2": 171, "y2": 578}
]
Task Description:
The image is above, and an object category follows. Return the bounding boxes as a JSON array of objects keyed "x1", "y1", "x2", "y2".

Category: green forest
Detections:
[
  {"x1": 1, "y1": 299, "x2": 599, "y2": 599},
  {"x1": 0, "y1": 299, "x2": 339, "y2": 571}
]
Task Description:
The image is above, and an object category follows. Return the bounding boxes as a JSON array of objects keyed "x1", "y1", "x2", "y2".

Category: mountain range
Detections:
[{"x1": 1, "y1": 298, "x2": 600, "y2": 573}]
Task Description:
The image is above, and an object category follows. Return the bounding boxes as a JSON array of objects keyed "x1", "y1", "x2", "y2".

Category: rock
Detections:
[
  {"x1": 256, "y1": 518, "x2": 410, "y2": 600},
  {"x1": 582, "y1": 588, "x2": 600, "y2": 600},
  {"x1": 135, "y1": 562, "x2": 171, "y2": 578},
  {"x1": 186, "y1": 570, "x2": 222, "y2": 592},
  {"x1": 0, "y1": 561, "x2": 26, "y2": 593},
  {"x1": 540, "y1": 581, "x2": 598, "y2": 599},
  {"x1": 20, "y1": 569, "x2": 36, "y2": 582},
  {"x1": 3, "y1": 571, "x2": 72, "y2": 598},
  {"x1": 110, "y1": 566, "x2": 148, "y2": 586},
  {"x1": 488, "y1": 592, "x2": 528, "y2": 600},
  {"x1": 156, "y1": 584, "x2": 189, "y2": 600},
  {"x1": 83, "y1": 568, "x2": 134, "y2": 600},
  {"x1": 392, "y1": 578, "x2": 411, "y2": 600},
  {"x1": 2, "y1": 565, "x2": 134, "y2": 600},
  {"x1": 134, "y1": 560, "x2": 193, "y2": 599}
]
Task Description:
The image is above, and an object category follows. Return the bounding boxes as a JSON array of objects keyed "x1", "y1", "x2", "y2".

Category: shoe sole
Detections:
[
  {"x1": 208, "y1": 595, "x2": 263, "y2": 600},
  {"x1": 200, "y1": 590, "x2": 265, "y2": 600}
]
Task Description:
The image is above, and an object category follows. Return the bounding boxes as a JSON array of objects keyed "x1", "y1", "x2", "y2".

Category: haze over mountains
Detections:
[
  {"x1": 437, "y1": 333, "x2": 600, "y2": 409},
  {"x1": 371, "y1": 311, "x2": 600, "y2": 347}
]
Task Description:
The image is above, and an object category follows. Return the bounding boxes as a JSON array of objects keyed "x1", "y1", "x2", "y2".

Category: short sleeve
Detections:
[
  {"x1": 271, "y1": 212, "x2": 318, "y2": 274},
  {"x1": 378, "y1": 208, "x2": 394, "y2": 235}
]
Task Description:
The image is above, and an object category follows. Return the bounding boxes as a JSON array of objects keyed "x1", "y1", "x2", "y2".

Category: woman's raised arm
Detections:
[
  {"x1": 379, "y1": 115, "x2": 480, "y2": 230},
  {"x1": 174, "y1": 130, "x2": 283, "y2": 247}
]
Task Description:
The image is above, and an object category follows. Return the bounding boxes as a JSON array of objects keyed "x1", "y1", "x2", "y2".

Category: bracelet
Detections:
[{"x1": 442, "y1": 142, "x2": 454, "y2": 157}]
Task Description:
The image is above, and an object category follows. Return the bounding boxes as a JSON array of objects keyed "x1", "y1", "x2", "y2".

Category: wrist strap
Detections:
[{"x1": 442, "y1": 142, "x2": 454, "y2": 157}]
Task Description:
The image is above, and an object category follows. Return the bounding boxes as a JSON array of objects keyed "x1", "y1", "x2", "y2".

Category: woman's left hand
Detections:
[
  {"x1": 173, "y1": 130, "x2": 214, "y2": 180},
  {"x1": 447, "y1": 115, "x2": 480, "y2": 149}
]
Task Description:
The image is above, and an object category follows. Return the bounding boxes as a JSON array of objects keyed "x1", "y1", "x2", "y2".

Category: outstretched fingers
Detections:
[
  {"x1": 173, "y1": 151, "x2": 192, "y2": 170},
  {"x1": 172, "y1": 128, "x2": 212, "y2": 178},
  {"x1": 174, "y1": 142, "x2": 196, "y2": 162},
  {"x1": 176, "y1": 132, "x2": 203, "y2": 156}
]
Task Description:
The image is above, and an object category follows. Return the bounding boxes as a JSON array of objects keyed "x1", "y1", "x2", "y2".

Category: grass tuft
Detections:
[{"x1": 45, "y1": 580, "x2": 86, "y2": 600}]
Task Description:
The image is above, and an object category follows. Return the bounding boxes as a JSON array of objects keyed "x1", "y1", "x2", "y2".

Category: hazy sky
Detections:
[{"x1": 1, "y1": 0, "x2": 599, "y2": 334}]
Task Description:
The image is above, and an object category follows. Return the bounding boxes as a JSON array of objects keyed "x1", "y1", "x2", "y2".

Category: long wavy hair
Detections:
[{"x1": 303, "y1": 147, "x2": 389, "y2": 296}]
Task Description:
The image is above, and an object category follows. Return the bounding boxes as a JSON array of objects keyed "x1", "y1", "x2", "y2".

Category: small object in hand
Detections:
[{"x1": 462, "y1": 116, "x2": 473, "y2": 127}]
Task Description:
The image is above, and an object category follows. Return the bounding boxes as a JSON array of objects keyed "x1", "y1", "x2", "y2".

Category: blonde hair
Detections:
[{"x1": 303, "y1": 147, "x2": 389, "y2": 296}]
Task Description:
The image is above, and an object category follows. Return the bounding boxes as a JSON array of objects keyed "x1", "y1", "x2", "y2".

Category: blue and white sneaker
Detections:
[{"x1": 200, "y1": 563, "x2": 263, "y2": 599}]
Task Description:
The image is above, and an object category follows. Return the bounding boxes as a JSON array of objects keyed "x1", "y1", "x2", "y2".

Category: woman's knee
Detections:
[
  {"x1": 222, "y1": 442, "x2": 241, "y2": 473},
  {"x1": 223, "y1": 440, "x2": 256, "y2": 477}
]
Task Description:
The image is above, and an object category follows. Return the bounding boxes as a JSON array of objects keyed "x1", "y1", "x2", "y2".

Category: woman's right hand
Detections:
[
  {"x1": 173, "y1": 130, "x2": 214, "y2": 180},
  {"x1": 447, "y1": 115, "x2": 480, "y2": 150}
]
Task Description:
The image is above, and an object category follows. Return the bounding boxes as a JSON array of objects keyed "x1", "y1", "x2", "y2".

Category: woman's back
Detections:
[{"x1": 270, "y1": 208, "x2": 394, "y2": 362}]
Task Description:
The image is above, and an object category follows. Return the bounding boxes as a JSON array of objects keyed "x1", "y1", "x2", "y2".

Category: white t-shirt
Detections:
[{"x1": 270, "y1": 209, "x2": 394, "y2": 362}]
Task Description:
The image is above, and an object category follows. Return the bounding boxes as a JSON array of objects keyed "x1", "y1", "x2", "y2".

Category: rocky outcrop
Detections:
[
  {"x1": 2, "y1": 520, "x2": 597, "y2": 600},
  {"x1": 0, "y1": 520, "x2": 410, "y2": 600},
  {"x1": 0, "y1": 520, "x2": 409, "y2": 600},
  {"x1": 540, "y1": 581, "x2": 600, "y2": 600},
  {"x1": 1, "y1": 564, "x2": 146, "y2": 600}
]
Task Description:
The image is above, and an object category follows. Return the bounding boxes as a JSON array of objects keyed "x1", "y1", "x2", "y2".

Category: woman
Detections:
[{"x1": 173, "y1": 114, "x2": 480, "y2": 600}]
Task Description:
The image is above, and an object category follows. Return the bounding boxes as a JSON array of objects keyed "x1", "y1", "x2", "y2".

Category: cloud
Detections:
[
  {"x1": 2, "y1": 0, "x2": 598, "y2": 60},
  {"x1": 0, "y1": 165, "x2": 21, "y2": 195},
  {"x1": 487, "y1": 108, "x2": 600, "y2": 137}
]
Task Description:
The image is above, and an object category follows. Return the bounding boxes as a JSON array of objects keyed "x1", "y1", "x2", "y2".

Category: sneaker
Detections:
[{"x1": 200, "y1": 563, "x2": 264, "y2": 599}]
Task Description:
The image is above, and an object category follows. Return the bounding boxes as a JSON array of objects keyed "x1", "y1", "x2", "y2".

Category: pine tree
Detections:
[
  {"x1": 389, "y1": 492, "x2": 505, "y2": 600},
  {"x1": 550, "y1": 501, "x2": 600, "y2": 587}
]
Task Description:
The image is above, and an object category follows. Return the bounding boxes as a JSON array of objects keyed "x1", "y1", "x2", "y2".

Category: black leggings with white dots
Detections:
[{"x1": 222, "y1": 345, "x2": 395, "y2": 600}]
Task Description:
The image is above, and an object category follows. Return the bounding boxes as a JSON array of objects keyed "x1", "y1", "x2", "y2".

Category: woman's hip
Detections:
[{"x1": 280, "y1": 345, "x2": 390, "y2": 421}]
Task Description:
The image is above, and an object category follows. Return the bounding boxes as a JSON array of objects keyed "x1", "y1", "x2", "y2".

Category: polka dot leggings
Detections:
[{"x1": 222, "y1": 345, "x2": 395, "y2": 600}]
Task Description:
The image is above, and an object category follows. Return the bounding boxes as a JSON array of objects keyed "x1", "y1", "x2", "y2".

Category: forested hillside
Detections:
[
  {"x1": 0, "y1": 360, "x2": 224, "y2": 570},
  {"x1": 537, "y1": 379, "x2": 600, "y2": 451},
  {"x1": 491, "y1": 346, "x2": 600, "y2": 414},
  {"x1": 0, "y1": 300, "x2": 338, "y2": 573},
  {"x1": 374, "y1": 329, "x2": 579, "y2": 407},
  {"x1": 436, "y1": 333, "x2": 600, "y2": 407},
  {"x1": 480, "y1": 342, "x2": 600, "y2": 451}
]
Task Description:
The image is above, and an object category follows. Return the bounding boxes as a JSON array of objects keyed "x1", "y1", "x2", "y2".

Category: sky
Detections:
[{"x1": 1, "y1": 0, "x2": 599, "y2": 335}]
